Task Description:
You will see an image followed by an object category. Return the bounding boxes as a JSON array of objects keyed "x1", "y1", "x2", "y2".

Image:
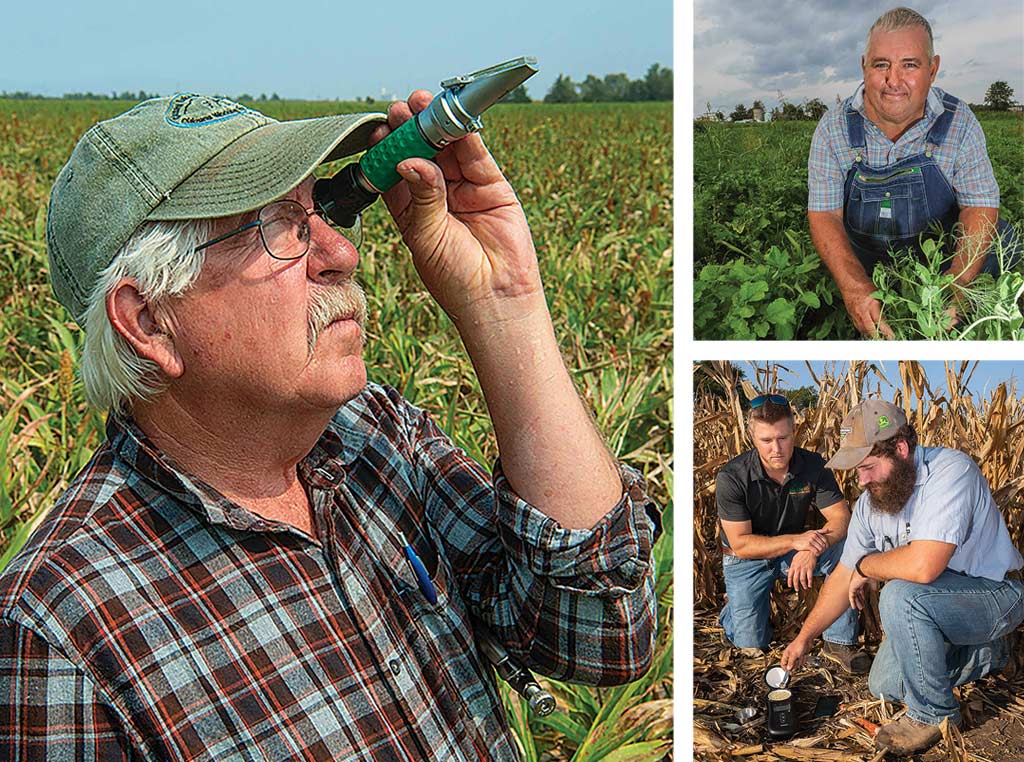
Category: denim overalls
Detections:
[{"x1": 842, "y1": 93, "x2": 1018, "y2": 275}]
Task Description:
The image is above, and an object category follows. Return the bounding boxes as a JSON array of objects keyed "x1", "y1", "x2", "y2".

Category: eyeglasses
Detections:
[
  {"x1": 194, "y1": 199, "x2": 362, "y2": 260},
  {"x1": 750, "y1": 394, "x2": 790, "y2": 409}
]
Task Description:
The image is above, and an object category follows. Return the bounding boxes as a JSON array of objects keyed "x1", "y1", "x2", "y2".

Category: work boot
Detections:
[
  {"x1": 820, "y1": 641, "x2": 872, "y2": 674},
  {"x1": 874, "y1": 715, "x2": 946, "y2": 754}
]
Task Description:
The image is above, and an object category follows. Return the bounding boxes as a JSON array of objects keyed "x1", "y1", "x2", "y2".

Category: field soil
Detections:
[{"x1": 694, "y1": 610, "x2": 1024, "y2": 761}]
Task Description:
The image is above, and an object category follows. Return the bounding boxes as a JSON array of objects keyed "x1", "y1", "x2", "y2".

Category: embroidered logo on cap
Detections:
[
  {"x1": 878, "y1": 416, "x2": 891, "y2": 429},
  {"x1": 165, "y1": 94, "x2": 250, "y2": 127},
  {"x1": 839, "y1": 427, "x2": 852, "y2": 440}
]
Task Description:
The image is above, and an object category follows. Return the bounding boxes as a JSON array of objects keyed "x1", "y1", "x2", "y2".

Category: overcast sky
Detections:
[
  {"x1": 2, "y1": 0, "x2": 671, "y2": 101},
  {"x1": 694, "y1": 0, "x2": 1024, "y2": 115}
]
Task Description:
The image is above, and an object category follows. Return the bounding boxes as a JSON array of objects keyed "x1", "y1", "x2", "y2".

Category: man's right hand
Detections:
[
  {"x1": 781, "y1": 637, "x2": 811, "y2": 671},
  {"x1": 791, "y1": 529, "x2": 829, "y2": 555},
  {"x1": 842, "y1": 282, "x2": 894, "y2": 339}
]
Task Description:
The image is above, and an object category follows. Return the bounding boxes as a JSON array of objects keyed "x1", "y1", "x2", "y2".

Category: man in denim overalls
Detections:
[
  {"x1": 780, "y1": 400, "x2": 1024, "y2": 755},
  {"x1": 807, "y1": 7, "x2": 1020, "y2": 337}
]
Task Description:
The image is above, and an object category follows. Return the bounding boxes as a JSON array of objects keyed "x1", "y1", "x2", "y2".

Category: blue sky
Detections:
[
  {"x1": 2, "y1": 0, "x2": 672, "y2": 101},
  {"x1": 741, "y1": 361, "x2": 1024, "y2": 403}
]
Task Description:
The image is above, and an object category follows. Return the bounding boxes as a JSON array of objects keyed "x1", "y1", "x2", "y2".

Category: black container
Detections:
[{"x1": 764, "y1": 666, "x2": 797, "y2": 738}]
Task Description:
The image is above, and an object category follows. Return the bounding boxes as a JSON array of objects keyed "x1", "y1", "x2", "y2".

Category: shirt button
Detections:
[{"x1": 389, "y1": 659, "x2": 402, "y2": 676}]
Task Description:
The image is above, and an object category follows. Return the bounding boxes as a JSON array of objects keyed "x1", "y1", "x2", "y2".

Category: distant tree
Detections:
[
  {"x1": 364, "y1": 96, "x2": 375, "y2": 104},
  {"x1": 545, "y1": 74, "x2": 579, "y2": 103},
  {"x1": 579, "y1": 74, "x2": 607, "y2": 102},
  {"x1": 270, "y1": 93, "x2": 280, "y2": 101},
  {"x1": 984, "y1": 81, "x2": 1014, "y2": 110},
  {"x1": 729, "y1": 103, "x2": 751, "y2": 121},
  {"x1": 626, "y1": 78, "x2": 649, "y2": 101},
  {"x1": 786, "y1": 386, "x2": 818, "y2": 411},
  {"x1": 644, "y1": 63, "x2": 673, "y2": 101},
  {"x1": 602, "y1": 73, "x2": 630, "y2": 101},
  {"x1": 715, "y1": 110, "x2": 725, "y2": 121},
  {"x1": 500, "y1": 84, "x2": 531, "y2": 103},
  {"x1": 804, "y1": 98, "x2": 827, "y2": 120}
]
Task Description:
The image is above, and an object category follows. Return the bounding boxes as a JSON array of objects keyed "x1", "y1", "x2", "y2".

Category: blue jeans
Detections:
[
  {"x1": 867, "y1": 571, "x2": 1024, "y2": 725},
  {"x1": 720, "y1": 541, "x2": 860, "y2": 649}
]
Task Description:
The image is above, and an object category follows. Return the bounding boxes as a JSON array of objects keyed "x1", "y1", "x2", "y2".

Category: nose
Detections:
[{"x1": 306, "y1": 214, "x2": 359, "y2": 286}]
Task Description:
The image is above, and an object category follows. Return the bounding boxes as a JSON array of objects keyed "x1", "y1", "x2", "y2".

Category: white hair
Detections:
[
  {"x1": 865, "y1": 7, "x2": 935, "y2": 60},
  {"x1": 79, "y1": 219, "x2": 212, "y2": 415}
]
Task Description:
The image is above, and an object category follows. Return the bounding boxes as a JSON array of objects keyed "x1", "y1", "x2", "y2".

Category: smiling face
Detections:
[
  {"x1": 750, "y1": 418, "x2": 795, "y2": 475},
  {"x1": 861, "y1": 25, "x2": 939, "y2": 137},
  {"x1": 158, "y1": 177, "x2": 370, "y2": 417}
]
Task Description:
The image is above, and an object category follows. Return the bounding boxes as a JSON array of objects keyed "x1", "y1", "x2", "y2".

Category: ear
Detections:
[
  {"x1": 896, "y1": 439, "x2": 911, "y2": 460},
  {"x1": 106, "y1": 279, "x2": 184, "y2": 379},
  {"x1": 930, "y1": 55, "x2": 940, "y2": 83}
]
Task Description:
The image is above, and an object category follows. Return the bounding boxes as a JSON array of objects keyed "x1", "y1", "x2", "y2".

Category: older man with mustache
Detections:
[
  {"x1": 0, "y1": 93, "x2": 659, "y2": 760},
  {"x1": 781, "y1": 400, "x2": 1023, "y2": 755},
  {"x1": 807, "y1": 7, "x2": 1020, "y2": 338}
]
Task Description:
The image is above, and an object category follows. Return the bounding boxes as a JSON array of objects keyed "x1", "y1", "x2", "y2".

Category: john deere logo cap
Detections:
[{"x1": 825, "y1": 400, "x2": 908, "y2": 470}]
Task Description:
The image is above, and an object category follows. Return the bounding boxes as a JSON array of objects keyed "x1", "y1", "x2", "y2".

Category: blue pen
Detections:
[{"x1": 400, "y1": 531, "x2": 438, "y2": 605}]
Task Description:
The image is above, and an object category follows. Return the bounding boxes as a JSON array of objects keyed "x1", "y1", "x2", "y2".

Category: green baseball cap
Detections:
[
  {"x1": 46, "y1": 93, "x2": 387, "y2": 323},
  {"x1": 825, "y1": 399, "x2": 909, "y2": 469}
]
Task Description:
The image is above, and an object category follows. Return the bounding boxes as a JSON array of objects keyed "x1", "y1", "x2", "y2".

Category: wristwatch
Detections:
[{"x1": 855, "y1": 553, "x2": 875, "y2": 578}]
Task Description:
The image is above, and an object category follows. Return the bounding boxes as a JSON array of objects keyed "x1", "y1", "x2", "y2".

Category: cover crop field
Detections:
[
  {"x1": 0, "y1": 98, "x2": 672, "y2": 760},
  {"x1": 695, "y1": 112, "x2": 1024, "y2": 341}
]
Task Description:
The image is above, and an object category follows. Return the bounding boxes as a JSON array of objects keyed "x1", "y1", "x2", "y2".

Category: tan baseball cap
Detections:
[
  {"x1": 46, "y1": 93, "x2": 387, "y2": 324},
  {"x1": 825, "y1": 399, "x2": 908, "y2": 469}
]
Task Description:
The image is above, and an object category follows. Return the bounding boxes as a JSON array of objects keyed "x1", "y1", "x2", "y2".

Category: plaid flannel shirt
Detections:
[
  {"x1": 0, "y1": 383, "x2": 659, "y2": 761},
  {"x1": 808, "y1": 84, "x2": 1000, "y2": 211}
]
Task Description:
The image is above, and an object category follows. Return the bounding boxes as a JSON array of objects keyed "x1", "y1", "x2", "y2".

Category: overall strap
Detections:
[
  {"x1": 845, "y1": 106, "x2": 866, "y2": 149},
  {"x1": 925, "y1": 92, "x2": 959, "y2": 147}
]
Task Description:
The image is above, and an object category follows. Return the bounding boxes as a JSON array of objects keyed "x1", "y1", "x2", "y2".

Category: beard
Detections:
[
  {"x1": 306, "y1": 279, "x2": 369, "y2": 357},
  {"x1": 865, "y1": 455, "x2": 918, "y2": 516}
]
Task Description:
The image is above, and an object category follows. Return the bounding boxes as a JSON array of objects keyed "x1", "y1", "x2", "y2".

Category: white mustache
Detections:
[{"x1": 307, "y1": 280, "x2": 368, "y2": 356}]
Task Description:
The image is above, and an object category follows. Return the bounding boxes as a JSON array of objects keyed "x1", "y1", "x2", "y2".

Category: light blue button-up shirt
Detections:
[{"x1": 840, "y1": 446, "x2": 1023, "y2": 581}]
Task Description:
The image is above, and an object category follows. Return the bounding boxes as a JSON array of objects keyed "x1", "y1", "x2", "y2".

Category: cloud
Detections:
[{"x1": 694, "y1": 0, "x2": 1024, "y2": 112}]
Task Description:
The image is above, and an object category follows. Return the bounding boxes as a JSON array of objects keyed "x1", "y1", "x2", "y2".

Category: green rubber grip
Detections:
[{"x1": 360, "y1": 117, "x2": 439, "y2": 192}]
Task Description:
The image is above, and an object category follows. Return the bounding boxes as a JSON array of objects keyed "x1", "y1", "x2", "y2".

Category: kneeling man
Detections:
[
  {"x1": 717, "y1": 394, "x2": 868, "y2": 673},
  {"x1": 782, "y1": 400, "x2": 1024, "y2": 755}
]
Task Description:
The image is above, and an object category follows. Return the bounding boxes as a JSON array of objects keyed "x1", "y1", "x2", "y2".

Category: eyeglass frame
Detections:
[
  {"x1": 193, "y1": 199, "x2": 362, "y2": 260},
  {"x1": 750, "y1": 393, "x2": 790, "y2": 409}
]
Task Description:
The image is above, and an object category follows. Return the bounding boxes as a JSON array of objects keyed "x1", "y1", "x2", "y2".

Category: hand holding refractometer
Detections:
[{"x1": 313, "y1": 56, "x2": 538, "y2": 228}]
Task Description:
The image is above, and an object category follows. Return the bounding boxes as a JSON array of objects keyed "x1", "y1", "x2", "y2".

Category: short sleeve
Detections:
[
  {"x1": 950, "y1": 111, "x2": 1000, "y2": 208},
  {"x1": 807, "y1": 114, "x2": 847, "y2": 211},
  {"x1": 812, "y1": 466, "x2": 844, "y2": 510},
  {"x1": 839, "y1": 495, "x2": 880, "y2": 570},
  {"x1": 716, "y1": 469, "x2": 750, "y2": 522}
]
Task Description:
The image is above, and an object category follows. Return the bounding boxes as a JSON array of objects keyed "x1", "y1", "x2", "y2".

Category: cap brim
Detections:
[
  {"x1": 825, "y1": 444, "x2": 874, "y2": 470},
  {"x1": 146, "y1": 112, "x2": 387, "y2": 220}
]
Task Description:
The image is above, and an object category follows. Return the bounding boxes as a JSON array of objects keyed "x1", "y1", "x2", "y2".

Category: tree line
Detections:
[
  {"x1": 539, "y1": 64, "x2": 672, "y2": 103},
  {"x1": 710, "y1": 81, "x2": 1017, "y2": 123}
]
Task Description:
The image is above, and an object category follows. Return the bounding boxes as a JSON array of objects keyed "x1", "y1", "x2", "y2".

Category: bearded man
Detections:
[
  {"x1": 0, "y1": 93, "x2": 659, "y2": 760},
  {"x1": 781, "y1": 400, "x2": 1024, "y2": 755}
]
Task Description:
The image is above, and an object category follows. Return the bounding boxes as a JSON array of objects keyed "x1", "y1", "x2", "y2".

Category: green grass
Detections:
[
  {"x1": 0, "y1": 98, "x2": 673, "y2": 758},
  {"x1": 694, "y1": 111, "x2": 1024, "y2": 340}
]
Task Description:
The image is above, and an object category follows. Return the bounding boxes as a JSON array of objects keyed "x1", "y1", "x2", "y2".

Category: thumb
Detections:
[{"x1": 396, "y1": 159, "x2": 446, "y2": 215}]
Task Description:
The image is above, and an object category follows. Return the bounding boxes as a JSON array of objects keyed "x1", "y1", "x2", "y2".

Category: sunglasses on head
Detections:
[{"x1": 750, "y1": 394, "x2": 790, "y2": 409}]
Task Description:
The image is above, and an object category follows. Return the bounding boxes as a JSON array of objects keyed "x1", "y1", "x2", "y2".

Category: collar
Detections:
[
  {"x1": 107, "y1": 388, "x2": 374, "y2": 532},
  {"x1": 749, "y1": 447, "x2": 804, "y2": 484},
  {"x1": 850, "y1": 83, "x2": 945, "y2": 123}
]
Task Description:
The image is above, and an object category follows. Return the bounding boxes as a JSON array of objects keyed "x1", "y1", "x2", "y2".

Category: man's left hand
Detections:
[
  {"x1": 787, "y1": 550, "x2": 817, "y2": 591},
  {"x1": 848, "y1": 570, "x2": 877, "y2": 610},
  {"x1": 376, "y1": 91, "x2": 544, "y2": 324}
]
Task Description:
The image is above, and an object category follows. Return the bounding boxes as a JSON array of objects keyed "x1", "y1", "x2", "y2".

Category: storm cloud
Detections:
[{"x1": 694, "y1": 0, "x2": 1024, "y2": 115}]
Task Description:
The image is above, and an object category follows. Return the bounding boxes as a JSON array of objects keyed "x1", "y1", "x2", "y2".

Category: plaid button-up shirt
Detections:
[
  {"x1": 808, "y1": 85, "x2": 1000, "y2": 211},
  {"x1": 0, "y1": 384, "x2": 659, "y2": 761}
]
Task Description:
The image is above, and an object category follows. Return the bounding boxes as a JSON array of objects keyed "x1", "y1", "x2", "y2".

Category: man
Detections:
[
  {"x1": 716, "y1": 394, "x2": 868, "y2": 672},
  {"x1": 782, "y1": 400, "x2": 1024, "y2": 755},
  {"x1": 0, "y1": 93, "x2": 660, "y2": 760},
  {"x1": 807, "y1": 7, "x2": 1021, "y2": 337}
]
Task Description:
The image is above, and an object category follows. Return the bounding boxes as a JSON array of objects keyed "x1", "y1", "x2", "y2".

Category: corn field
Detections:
[
  {"x1": 0, "y1": 98, "x2": 673, "y2": 760},
  {"x1": 694, "y1": 360, "x2": 1024, "y2": 761}
]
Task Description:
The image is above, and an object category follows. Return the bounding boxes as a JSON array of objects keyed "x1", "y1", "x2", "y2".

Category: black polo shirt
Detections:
[{"x1": 716, "y1": 447, "x2": 844, "y2": 549}]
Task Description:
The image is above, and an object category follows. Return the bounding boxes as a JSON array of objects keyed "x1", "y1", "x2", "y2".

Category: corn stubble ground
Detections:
[
  {"x1": 694, "y1": 361, "x2": 1024, "y2": 762},
  {"x1": 0, "y1": 99, "x2": 672, "y2": 761}
]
